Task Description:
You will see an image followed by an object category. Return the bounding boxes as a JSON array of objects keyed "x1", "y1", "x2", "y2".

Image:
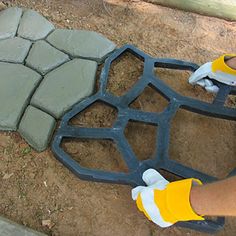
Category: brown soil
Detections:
[{"x1": 0, "y1": 0, "x2": 236, "y2": 235}]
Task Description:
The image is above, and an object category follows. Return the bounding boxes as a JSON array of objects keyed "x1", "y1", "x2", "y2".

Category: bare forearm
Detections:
[
  {"x1": 190, "y1": 176, "x2": 236, "y2": 216},
  {"x1": 225, "y1": 56, "x2": 236, "y2": 69}
]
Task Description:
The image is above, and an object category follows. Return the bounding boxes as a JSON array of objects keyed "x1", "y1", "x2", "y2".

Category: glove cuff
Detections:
[
  {"x1": 212, "y1": 54, "x2": 236, "y2": 76},
  {"x1": 166, "y1": 178, "x2": 205, "y2": 222}
]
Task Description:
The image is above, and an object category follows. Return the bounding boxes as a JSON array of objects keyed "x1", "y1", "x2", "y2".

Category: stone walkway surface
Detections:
[
  {"x1": 0, "y1": 216, "x2": 46, "y2": 236},
  {"x1": 0, "y1": 7, "x2": 116, "y2": 151}
]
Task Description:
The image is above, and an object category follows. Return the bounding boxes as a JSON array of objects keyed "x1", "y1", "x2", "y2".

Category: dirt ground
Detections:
[{"x1": 0, "y1": 0, "x2": 236, "y2": 235}]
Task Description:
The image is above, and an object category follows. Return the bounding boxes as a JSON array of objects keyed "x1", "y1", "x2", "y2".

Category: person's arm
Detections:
[
  {"x1": 132, "y1": 56, "x2": 236, "y2": 228},
  {"x1": 191, "y1": 176, "x2": 236, "y2": 216},
  {"x1": 132, "y1": 169, "x2": 236, "y2": 228},
  {"x1": 189, "y1": 57, "x2": 236, "y2": 216},
  {"x1": 225, "y1": 56, "x2": 236, "y2": 69}
]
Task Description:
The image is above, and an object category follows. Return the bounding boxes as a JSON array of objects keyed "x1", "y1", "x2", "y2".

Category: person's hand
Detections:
[
  {"x1": 132, "y1": 169, "x2": 204, "y2": 228},
  {"x1": 189, "y1": 54, "x2": 236, "y2": 93}
]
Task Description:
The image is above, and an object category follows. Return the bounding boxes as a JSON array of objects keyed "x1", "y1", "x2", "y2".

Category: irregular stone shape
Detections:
[
  {"x1": 0, "y1": 37, "x2": 31, "y2": 63},
  {"x1": 47, "y1": 29, "x2": 116, "y2": 63},
  {"x1": 0, "y1": 62, "x2": 41, "y2": 130},
  {"x1": 0, "y1": 7, "x2": 22, "y2": 39},
  {"x1": 17, "y1": 9, "x2": 55, "y2": 41},
  {"x1": 18, "y1": 105, "x2": 56, "y2": 152},
  {"x1": 26, "y1": 40, "x2": 69, "y2": 75},
  {"x1": 31, "y1": 59, "x2": 97, "y2": 118}
]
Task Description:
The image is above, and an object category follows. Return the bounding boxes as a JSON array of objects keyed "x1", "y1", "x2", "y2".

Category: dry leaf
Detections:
[
  {"x1": 0, "y1": 2, "x2": 6, "y2": 11},
  {"x1": 0, "y1": 135, "x2": 9, "y2": 147},
  {"x1": 42, "y1": 219, "x2": 55, "y2": 229},
  {"x1": 3, "y1": 173, "x2": 13, "y2": 180}
]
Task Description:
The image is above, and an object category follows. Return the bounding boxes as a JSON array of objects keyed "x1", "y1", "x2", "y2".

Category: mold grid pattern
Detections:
[{"x1": 52, "y1": 45, "x2": 236, "y2": 233}]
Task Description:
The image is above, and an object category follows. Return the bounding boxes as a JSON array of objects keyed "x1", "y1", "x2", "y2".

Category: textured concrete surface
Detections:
[
  {"x1": 26, "y1": 40, "x2": 69, "y2": 75},
  {"x1": 0, "y1": 216, "x2": 46, "y2": 236},
  {"x1": 47, "y1": 29, "x2": 116, "y2": 62},
  {"x1": 0, "y1": 7, "x2": 22, "y2": 40},
  {"x1": 0, "y1": 6, "x2": 115, "y2": 151},
  {"x1": 31, "y1": 59, "x2": 97, "y2": 118},
  {"x1": 0, "y1": 37, "x2": 32, "y2": 63},
  {"x1": 18, "y1": 9, "x2": 55, "y2": 41},
  {"x1": 18, "y1": 105, "x2": 56, "y2": 152},
  {"x1": 0, "y1": 62, "x2": 41, "y2": 130}
]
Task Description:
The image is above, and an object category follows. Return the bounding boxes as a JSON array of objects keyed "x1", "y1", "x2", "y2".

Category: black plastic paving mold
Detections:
[{"x1": 52, "y1": 45, "x2": 236, "y2": 233}]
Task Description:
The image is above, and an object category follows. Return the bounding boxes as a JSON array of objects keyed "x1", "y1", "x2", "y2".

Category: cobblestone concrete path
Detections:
[{"x1": 0, "y1": 7, "x2": 116, "y2": 151}]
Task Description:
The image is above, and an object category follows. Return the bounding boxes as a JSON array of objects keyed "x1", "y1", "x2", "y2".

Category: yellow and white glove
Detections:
[
  {"x1": 132, "y1": 169, "x2": 204, "y2": 228},
  {"x1": 189, "y1": 54, "x2": 236, "y2": 93}
]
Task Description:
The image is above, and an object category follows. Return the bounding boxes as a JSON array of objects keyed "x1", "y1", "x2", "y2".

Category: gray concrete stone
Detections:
[
  {"x1": 0, "y1": 7, "x2": 118, "y2": 151},
  {"x1": 18, "y1": 9, "x2": 55, "y2": 41},
  {"x1": 47, "y1": 29, "x2": 116, "y2": 63},
  {"x1": 0, "y1": 216, "x2": 46, "y2": 236},
  {"x1": 0, "y1": 62, "x2": 41, "y2": 131},
  {"x1": 26, "y1": 40, "x2": 69, "y2": 75},
  {"x1": 0, "y1": 7, "x2": 22, "y2": 40},
  {"x1": 0, "y1": 37, "x2": 32, "y2": 63},
  {"x1": 18, "y1": 105, "x2": 56, "y2": 152},
  {"x1": 31, "y1": 59, "x2": 97, "y2": 118}
]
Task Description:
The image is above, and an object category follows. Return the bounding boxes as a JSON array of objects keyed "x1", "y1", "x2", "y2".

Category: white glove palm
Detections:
[{"x1": 132, "y1": 169, "x2": 172, "y2": 228}]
